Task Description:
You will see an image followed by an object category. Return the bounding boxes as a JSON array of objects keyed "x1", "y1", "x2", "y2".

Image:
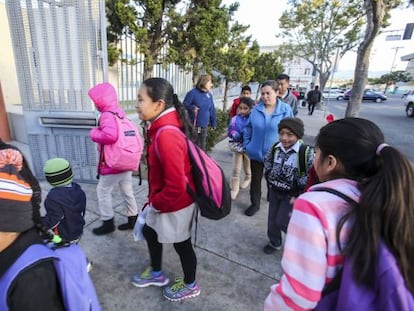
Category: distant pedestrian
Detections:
[
  {"x1": 228, "y1": 97, "x2": 254, "y2": 200},
  {"x1": 89, "y1": 82, "x2": 139, "y2": 235},
  {"x1": 306, "y1": 85, "x2": 321, "y2": 115},
  {"x1": 229, "y1": 85, "x2": 253, "y2": 117},
  {"x1": 132, "y1": 77, "x2": 200, "y2": 302},
  {"x1": 264, "y1": 118, "x2": 414, "y2": 310},
  {"x1": 277, "y1": 74, "x2": 298, "y2": 116},
  {"x1": 183, "y1": 74, "x2": 217, "y2": 150},
  {"x1": 40, "y1": 158, "x2": 92, "y2": 271},
  {"x1": 243, "y1": 80, "x2": 294, "y2": 216},
  {"x1": 263, "y1": 118, "x2": 314, "y2": 254}
]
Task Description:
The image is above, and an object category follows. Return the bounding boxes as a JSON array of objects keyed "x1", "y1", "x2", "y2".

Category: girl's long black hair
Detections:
[
  {"x1": 142, "y1": 78, "x2": 193, "y2": 137},
  {"x1": 315, "y1": 118, "x2": 414, "y2": 293}
]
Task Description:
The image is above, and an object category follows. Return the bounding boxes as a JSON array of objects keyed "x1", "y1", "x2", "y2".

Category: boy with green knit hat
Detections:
[{"x1": 40, "y1": 158, "x2": 92, "y2": 271}]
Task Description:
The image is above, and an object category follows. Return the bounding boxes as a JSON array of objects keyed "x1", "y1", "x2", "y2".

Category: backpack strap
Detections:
[
  {"x1": 312, "y1": 187, "x2": 358, "y2": 206},
  {"x1": 0, "y1": 244, "x2": 56, "y2": 310},
  {"x1": 298, "y1": 144, "x2": 309, "y2": 177},
  {"x1": 311, "y1": 187, "x2": 358, "y2": 297}
]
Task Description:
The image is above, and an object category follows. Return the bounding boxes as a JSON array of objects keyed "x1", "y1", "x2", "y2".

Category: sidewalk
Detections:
[{"x1": 19, "y1": 107, "x2": 328, "y2": 311}]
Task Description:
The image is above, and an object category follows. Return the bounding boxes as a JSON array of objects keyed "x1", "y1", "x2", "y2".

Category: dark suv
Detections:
[{"x1": 343, "y1": 89, "x2": 387, "y2": 102}]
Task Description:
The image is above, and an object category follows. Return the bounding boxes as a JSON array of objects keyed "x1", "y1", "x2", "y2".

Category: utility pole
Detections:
[{"x1": 390, "y1": 46, "x2": 404, "y2": 72}]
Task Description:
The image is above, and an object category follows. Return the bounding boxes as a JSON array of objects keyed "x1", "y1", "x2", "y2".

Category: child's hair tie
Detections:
[{"x1": 376, "y1": 143, "x2": 389, "y2": 156}]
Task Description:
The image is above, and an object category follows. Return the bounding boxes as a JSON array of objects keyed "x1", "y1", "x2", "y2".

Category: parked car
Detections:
[
  {"x1": 343, "y1": 89, "x2": 387, "y2": 102},
  {"x1": 322, "y1": 90, "x2": 344, "y2": 100},
  {"x1": 404, "y1": 94, "x2": 414, "y2": 117}
]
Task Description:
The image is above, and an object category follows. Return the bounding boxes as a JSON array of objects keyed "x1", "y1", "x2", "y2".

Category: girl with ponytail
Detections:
[
  {"x1": 265, "y1": 117, "x2": 414, "y2": 310},
  {"x1": 131, "y1": 78, "x2": 200, "y2": 302}
]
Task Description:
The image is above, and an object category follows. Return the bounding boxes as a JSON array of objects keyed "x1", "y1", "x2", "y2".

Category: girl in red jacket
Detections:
[{"x1": 131, "y1": 78, "x2": 200, "y2": 302}]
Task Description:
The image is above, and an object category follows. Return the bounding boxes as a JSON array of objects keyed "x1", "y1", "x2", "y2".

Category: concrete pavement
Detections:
[{"x1": 17, "y1": 105, "x2": 328, "y2": 311}]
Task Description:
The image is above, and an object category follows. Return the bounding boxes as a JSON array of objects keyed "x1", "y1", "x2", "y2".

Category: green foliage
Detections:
[
  {"x1": 369, "y1": 71, "x2": 411, "y2": 85},
  {"x1": 206, "y1": 108, "x2": 230, "y2": 151},
  {"x1": 251, "y1": 51, "x2": 284, "y2": 83},
  {"x1": 167, "y1": 0, "x2": 238, "y2": 79},
  {"x1": 279, "y1": 0, "x2": 366, "y2": 89}
]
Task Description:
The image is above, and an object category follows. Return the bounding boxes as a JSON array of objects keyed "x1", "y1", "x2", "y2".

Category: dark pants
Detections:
[
  {"x1": 249, "y1": 159, "x2": 264, "y2": 209},
  {"x1": 308, "y1": 102, "x2": 316, "y2": 115},
  {"x1": 143, "y1": 224, "x2": 197, "y2": 284},
  {"x1": 267, "y1": 188, "x2": 293, "y2": 247},
  {"x1": 196, "y1": 127, "x2": 208, "y2": 151}
]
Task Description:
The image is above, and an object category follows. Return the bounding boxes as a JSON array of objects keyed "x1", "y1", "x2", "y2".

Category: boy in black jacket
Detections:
[
  {"x1": 40, "y1": 158, "x2": 86, "y2": 243},
  {"x1": 40, "y1": 158, "x2": 92, "y2": 271}
]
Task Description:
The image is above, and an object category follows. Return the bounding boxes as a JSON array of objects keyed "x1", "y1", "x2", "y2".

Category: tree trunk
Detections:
[
  {"x1": 345, "y1": 0, "x2": 385, "y2": 117},
  {"x1": 319, "y1": 71, "x2": 330, "y2": 91},
  {"x1": 143, "y1": 58, "x2": 153, "y2": 80},
  {"x1": 223, "y1": 79, "x2": 230, "y2": 111}
]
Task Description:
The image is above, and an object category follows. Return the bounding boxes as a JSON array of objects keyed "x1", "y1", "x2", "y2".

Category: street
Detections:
[{"x1": 322, "y1": 94, "x2": 414, "y2": 163}]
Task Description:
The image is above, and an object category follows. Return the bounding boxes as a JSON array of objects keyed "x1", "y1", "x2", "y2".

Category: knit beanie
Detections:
[
  {"x1": 278, "y1": 117, "x2": 305, "y2": 138},
  {"x1": 0, "y1": 149, "x2": 34, "y2": 232},
  {"x1": 43, "y1": 158, "x2": 73, "y2": 187}
]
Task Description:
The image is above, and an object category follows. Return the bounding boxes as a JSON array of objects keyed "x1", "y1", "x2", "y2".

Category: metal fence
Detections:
[{"x1": 6, "y1": 0, "x2": 106, "y2": 181}]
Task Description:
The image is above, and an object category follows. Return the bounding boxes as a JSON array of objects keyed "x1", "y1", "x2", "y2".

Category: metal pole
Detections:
[
  {"x1": 0, "y1": 82, "x2": 11, "y2": 142},
  {"x1": 99, "y1": 0, "x2": 108, "y2": 82}
]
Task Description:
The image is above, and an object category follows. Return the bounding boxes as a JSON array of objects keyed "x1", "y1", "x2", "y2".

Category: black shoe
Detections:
[
  {"x1": 244, "y1": 205, "x2": 260, "y2": 216},
  {"x1": 118, "y1": 215, "x2": 138, "y2": 231},
  {"x1": 92, "y1": 218, "x2": 115, "y2": 235},
  {"x1": 263, "y1": 243, "x2": 281, "y2": 254}
]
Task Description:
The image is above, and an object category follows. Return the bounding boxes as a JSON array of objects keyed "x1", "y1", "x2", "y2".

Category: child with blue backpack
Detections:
[
  {"x1": 0, "y1": 150, "x2": 101, "y2": 311},
  {"x1": 263, "y1": 117, "x2": 314, "y2": 254},
  {"x1": 228, "y1": 97, "x2": 254, "y2": 200},
  {"x1": 264, "y1": 118, "x2": 414, "y2": 310},
  {"x1": 131, "y1": 77, "x2": 200, "y2": 302},
  {"x1": 0, "y1": 148, "x2": 65, "y2": 310}
]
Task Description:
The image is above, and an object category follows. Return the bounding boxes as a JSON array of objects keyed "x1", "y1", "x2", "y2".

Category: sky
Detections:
[{"x1": 222, "y1": 0, "x2": 414, "y2": 76}]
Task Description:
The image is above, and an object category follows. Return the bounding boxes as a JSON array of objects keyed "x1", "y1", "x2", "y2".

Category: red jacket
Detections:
[
  {"x1": 229, "y1": 97, "x2": 241, "y2": 117},
  {"x1": 147, "y1": 110, "x2": 195, "y2": 213}
]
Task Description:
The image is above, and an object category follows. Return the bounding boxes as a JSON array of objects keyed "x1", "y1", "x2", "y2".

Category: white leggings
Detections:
[{"x1": 96, "y1": 171, "x2": 138, "y2": 220}]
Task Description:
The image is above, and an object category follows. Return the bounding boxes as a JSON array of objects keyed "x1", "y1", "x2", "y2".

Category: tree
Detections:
[
  {"x1": 345, "y1": 0, "x2": 401, "y2": 117},
  {"x1": 251, "y1": 51, "x2": 285, "y2": 101},
  {"x1": 369, "y1": 70, "x2": 411, "y2": 90},
  {"x1": 168, "y1": 0, "x2": 238, "y2": 82},
  {"x1": 215, "y1": 26, "x2": 259, "y2": 110},
  {"x1": 279, "y1": 0, "x2": 365, "y2": 91},
  {"x1": 106, "y1": 0, "x2": 183, "y2": 80}
]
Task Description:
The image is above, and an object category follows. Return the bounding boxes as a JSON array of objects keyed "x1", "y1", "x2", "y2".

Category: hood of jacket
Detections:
[{"x1": 88, "y1": 82, "x2": 120, "y2": 113}]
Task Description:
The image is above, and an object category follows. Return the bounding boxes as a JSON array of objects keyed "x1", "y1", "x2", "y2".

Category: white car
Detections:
[
  {"x1": 404, "y1": 94, "x2": 414, "y2": 117},
  {"x1": 322, "y1": 90, "x2": 344, "y2": 100}
]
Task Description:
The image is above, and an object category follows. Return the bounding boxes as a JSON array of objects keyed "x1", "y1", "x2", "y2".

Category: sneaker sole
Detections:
[
  {"x1": 131, "y1": 278, "x2": 170, "y2": 288},
  {"x1": 163, "y1": 289, "x2": 200, "y2": 302}
]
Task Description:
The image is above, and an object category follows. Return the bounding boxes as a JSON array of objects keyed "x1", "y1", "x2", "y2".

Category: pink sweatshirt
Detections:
[{"x1": 264, "y1": 178, "x2": 360, "y2": 310}]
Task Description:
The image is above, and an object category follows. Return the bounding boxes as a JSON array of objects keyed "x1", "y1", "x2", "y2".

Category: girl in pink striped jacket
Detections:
[{"x1": 264, "y1": 118, "x2": 414, "y2": 310}]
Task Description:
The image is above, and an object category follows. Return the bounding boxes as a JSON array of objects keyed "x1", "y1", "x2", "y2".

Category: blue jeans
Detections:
[{"x1": 267, "y1": 188, "x2": 293, "y2": 247}]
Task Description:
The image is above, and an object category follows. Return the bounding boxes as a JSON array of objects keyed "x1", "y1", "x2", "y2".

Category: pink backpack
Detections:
[
  {"x1": 155, "y1": 125, "x2": 231, "y2": 220},
  {"x1": 103, "y1": 112, "x2": 143, "y2": 171}
]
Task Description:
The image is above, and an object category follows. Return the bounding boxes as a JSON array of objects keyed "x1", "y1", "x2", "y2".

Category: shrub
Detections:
[{"x1": 206, "y1": 108, "x2": 230, "y2": 151}]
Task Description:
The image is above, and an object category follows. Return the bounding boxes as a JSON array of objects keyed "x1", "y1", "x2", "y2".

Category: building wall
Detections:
[{"x1": 0, "y1": 2, "x2": 21, "y2": 106}]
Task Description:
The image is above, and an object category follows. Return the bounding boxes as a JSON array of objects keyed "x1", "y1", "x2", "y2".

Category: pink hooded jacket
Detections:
[{"x1": 88, "y1": 82, "x2": 127, "y2": 175}]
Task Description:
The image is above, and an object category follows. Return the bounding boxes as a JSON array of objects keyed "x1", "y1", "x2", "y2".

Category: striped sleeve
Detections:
[{"x1": 264, "y1": 196, "x2": 345, "y2": 311}]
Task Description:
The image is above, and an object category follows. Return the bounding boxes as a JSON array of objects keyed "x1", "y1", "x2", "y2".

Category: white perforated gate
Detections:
[{"x1": 6, "y1": 0, "x2": 107, "y2": 182}]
